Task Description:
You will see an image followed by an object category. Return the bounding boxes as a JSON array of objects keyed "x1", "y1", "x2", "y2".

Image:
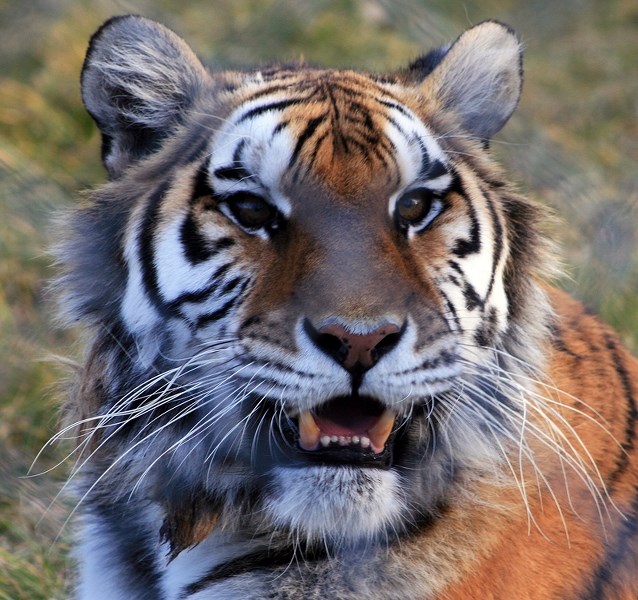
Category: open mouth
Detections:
[{"x1": 294, "y1": 396, "x2": 398, "y2": 468}]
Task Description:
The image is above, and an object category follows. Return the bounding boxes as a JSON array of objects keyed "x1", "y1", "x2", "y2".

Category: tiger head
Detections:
[{"x1": 59, "y1": 16, "x2": 551, "y2": 554}]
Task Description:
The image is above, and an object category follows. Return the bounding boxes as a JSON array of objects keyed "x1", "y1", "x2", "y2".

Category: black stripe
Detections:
[
  {"x1": 604, "y1": 332, "x2": 638, "y2": 487},
  {"x1": 428, "y1": 159, "x2": 448, "y2": 180},
  {"x1": 416, "y1": 137, "x2": 431, "y2": 179},
  {"x1": 90, "y1": 501, "x2": 166, "y2": 600},
  {"x1": 236, "y1": 97, "x2": 311, "y2": 124},
  {"x1": 377, "y1": 98, "x2": 410, "y2": 116},
  {"x1": 180, "y1": 194, "x2": 236, "y2": 264},
  {"x1": 385, "y1": 114, "x2": 407, "y2": 137},
  {"x1": 195, "y1": 280, "x2": 250, "y2": 329},
  {"x1": 585, "y1": 486, "x2": 638, "y2": 599},
  {"x1": 463, "y1": 281, "x2": 484, "y2": 312},
  {"x1": 181, "y1": 210, "x2": 210, "y2": 264},
  {"x1": 180, "y1": 544, "x2": 328, "y2": 597},
  {"x1": 302, "y1": 132, "x2": 329, "y2": 180},
  {"x1": 325, "y1": 84, "x2": 340, "y2": 120},
  {"x1": 446, "y1": 260, "x2": 484, "y2": 311},
  {"x1": 548, "y1": 321, "x2": 582, "y2": 361},
  {"x1": 289, "y1": 114, "x2": 326, "y2": 168},
  {"x1": 219, "y1": 276, "x2": 245, "y2": 296},
  {"x1": 211, "y1": 141, "x2": 248, "y2": 181},
  {"x1": 473, "y1": 306, "x2": 498, "y2": 347},
  {"x1": 415, "y1": 139, "x2": 449, "y2": 184},
  {"x1": 439, "y1": 288, "x2": 461, "y2": 332},
  {"x1": 166, "y1": 263, "x2": 236, "y2": 310},
  {"x1": 232, "y1": 139, "x2": 246, "y2": 164},
  {"x1": 214, "y1": 164, "x2": 251, "y2": 181},
  {"x1": 271, "y1": 121, "x2": 288, "y2": 139},
  {"x1": 483, "y1": 191, "x2": 503, "y2": 301},
  {"x1": 191, "y1": 165, "x2": 213, "y2": 200},
  {"x1": 451, "y1": 174, "x2": 481, "y2": 258},
  {"x1": 139, "y1": 180, "x2": 175, "y2": 317},
  {"x1": 242, "y1": 84, "x2": 302, "y2": 103},
  {"x1": 398, "y1": 349, "x2": 457, "y2": 375}
]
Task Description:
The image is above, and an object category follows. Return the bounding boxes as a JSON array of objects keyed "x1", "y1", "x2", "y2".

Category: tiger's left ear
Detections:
[
  {"x1": 417, "y1": 21, "x2": 522, "y2": 141},
  {"x1": 81, "y1": 15, "x2": 211, "y2": 178}
]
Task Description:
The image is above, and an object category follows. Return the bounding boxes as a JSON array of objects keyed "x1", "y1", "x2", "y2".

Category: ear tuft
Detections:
[
  {"x1": 419, "y1": 21, "x2": 522, "y2": 141},
  {"x1": 81, "y1": 15, "x2": 210, "y2": 177}
]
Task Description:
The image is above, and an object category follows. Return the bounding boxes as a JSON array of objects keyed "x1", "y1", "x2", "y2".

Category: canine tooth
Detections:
[
  {"x1": 368, "y1": 409, "x2": 397, "y2": 454},
  {"x1": 298, "y1": 411, "x2": 320, "y2": 451},
  {"x1": 360, "y1": 436, "x2": 371, "y2": 449},
  {"x1": 320, "y1": 435, "x2": 331, "y2": 447},
  {"x1": 330, "y1": 435, "x2": 338, "y2": 444}
]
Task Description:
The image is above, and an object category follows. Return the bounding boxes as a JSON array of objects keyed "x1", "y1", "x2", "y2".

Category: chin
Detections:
[{"x1": 263, "y1": 465, "x2": 406, "y2": 546}]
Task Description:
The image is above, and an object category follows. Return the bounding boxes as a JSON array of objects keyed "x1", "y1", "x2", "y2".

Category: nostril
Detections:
[
  {"x1": 374, "y1": 330, "x2": 403, "y2": 358},
  {"x1": 314, "y1": 331, "x2": 349, "y2": 363},
  {"x1": 303, "y1": 318, "x2": 404, "y2": 372}
]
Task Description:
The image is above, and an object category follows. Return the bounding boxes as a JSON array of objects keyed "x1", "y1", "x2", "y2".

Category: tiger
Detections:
[{"x1": 52, "y1": 14, "x2": 638, "y2": 599}]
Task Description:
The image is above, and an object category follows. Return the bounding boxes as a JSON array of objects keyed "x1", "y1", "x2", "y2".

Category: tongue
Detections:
[
  {"x1": 313, "y1": 412, "x2": 382, "y2": 436},
  {"x1": 312, "y1": 396, "x2": 385, "y2": 436}
]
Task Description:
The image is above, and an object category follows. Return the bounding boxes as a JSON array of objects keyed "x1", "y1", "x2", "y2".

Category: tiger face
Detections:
[
  {"x1": 59, "y1": 15, "x2": 638, "y2": 600},
  {"x1": 69, "y1": 16, "x2": 534, "y2": 549}
]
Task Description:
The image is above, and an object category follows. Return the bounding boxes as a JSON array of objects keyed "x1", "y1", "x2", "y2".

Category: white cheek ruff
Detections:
[
  {"x1": 154, "y1": 211, "x2": 230, "y2": 302},
  {"x1": 121, "y1": 215, "x2": 161, "y2": 362}
]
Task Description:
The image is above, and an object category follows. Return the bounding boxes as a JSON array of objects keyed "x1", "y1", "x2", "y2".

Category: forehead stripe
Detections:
[
  {"x1": 377, "y1": 98, "x2": 411, "y2": 116},
  {"x1": 289, "y1": 114, "x2": 326, "y2": 168},
  {"x1": 236, "y1": 96, "x2": 311, "y2": 125},
  {"x1": 214, "y1": 164, "x2": 251, "y2": 182}
]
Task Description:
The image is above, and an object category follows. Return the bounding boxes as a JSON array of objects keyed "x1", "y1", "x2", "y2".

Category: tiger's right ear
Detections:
[
  {"x1": 81, "y1": 15, "x2": 211, "y2": 178},
  {"x1": 417, "y1": 21, "x2": 523, "y2": 142}
]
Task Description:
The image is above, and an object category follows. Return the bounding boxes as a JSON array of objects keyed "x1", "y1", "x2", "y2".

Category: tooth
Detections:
[
  {"x1": 330, "y1": 435, "x2": 338, "y2": 444},
  {"x1": 360, "y1": 436, "x2": 371, "y2": 449},
  {"x1": 320, "y1": 435, "x2": 331, "y2": 447},
  {"x1": 368, "y1": 409, "x2": 397, "y2": 454},
  {"x1": 298, "y1": 411, "x2": 320, "y2": 451},
  {"x1": 339, "y1": 436, "x2": 349, "y2": 446},
  {"x1": 351, "y1": 435, "x2": 360, "y2": 445}
]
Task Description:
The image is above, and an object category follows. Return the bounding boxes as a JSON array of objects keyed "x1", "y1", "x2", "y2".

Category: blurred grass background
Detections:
[{"x1": 0, "y1": 0, "x2": 636, "y2": 597}]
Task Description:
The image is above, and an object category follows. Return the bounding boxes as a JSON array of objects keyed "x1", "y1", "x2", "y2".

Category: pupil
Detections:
[
  {"x1": 236, "y1": 198, "x2": 271, "y2": 226},
  {"x1": 399, "y1": 196, "x2": 424, "y2": 221}
]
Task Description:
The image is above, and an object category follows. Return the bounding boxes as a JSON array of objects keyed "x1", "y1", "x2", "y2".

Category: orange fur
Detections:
[{"x1": 439, "y1": 287, "x2": 638, "y2": 599}]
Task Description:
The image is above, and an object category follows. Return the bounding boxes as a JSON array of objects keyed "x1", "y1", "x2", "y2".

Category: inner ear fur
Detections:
[
  {"x1": 81, "y1": 15, "x2": 211, "y2": 178},
  {"x1": 418, "y1": 20, "x2": 523, "y2": 141}
]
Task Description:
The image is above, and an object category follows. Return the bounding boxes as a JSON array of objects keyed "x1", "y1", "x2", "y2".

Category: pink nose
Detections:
[{"x1": 316, "y1": 323, "x2": 402, "y2": 370}]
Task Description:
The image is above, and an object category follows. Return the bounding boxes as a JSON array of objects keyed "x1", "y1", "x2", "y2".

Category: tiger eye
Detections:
[
  {"x1": 395, "y1": 189, "x2": 433, "y2": 226},
  {"x1": 227, "y1": 193, "x2": 277, "y2": 230}
]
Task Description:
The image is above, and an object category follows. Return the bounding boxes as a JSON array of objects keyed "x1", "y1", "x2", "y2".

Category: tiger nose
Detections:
[{"x1": 304, "y1": 320, "x2": 403, "y2": 372}]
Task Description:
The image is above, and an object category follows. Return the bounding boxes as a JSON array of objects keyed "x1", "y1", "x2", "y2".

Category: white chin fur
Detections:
[{"x1": 264, "y1": 466, "x2": 404, "y2": 545}]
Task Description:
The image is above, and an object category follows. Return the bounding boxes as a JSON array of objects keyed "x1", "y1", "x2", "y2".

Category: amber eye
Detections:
[
  {"x1": 394, "y1": 188, "x2": 436, "y2": 230},
  {"x1": 224, "y1": 193, "x2": 279, "y2": 231}
]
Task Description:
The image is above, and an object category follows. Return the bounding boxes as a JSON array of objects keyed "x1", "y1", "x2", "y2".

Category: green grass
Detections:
[{"x1": 1, "y1": 0, "x2": 636, "y2": 596}]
